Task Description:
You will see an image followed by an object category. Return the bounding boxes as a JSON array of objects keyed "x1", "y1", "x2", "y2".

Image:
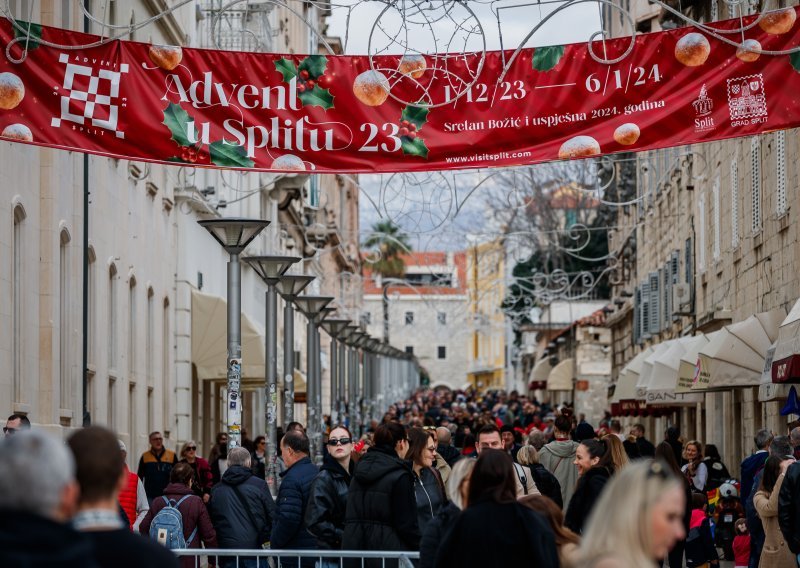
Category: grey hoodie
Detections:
[{"x1": 538, "y1": 440, "x2": 580, "y2": 509}]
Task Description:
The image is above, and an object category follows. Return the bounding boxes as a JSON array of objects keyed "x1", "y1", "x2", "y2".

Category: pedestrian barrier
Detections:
[{"x1": 173, "y1": 548, "x2": 419, "y2": 568}]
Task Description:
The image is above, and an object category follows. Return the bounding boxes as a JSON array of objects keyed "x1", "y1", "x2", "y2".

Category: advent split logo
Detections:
[
  {"x1": 51, "y1": 53, "x2": 129, "y2": 138},
  {"x1": 692, "y1": 83, "x2": 715, "y2": 132},
  {"x1": 727, "y1": 73, "x2": 768, "y2": 127}
]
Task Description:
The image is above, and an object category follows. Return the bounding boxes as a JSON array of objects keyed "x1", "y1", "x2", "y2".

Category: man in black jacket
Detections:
[
  {"x1": 778, "y1": 459, "x2": 800, "y2": 555},
  {"x1": 435, "y1": 427, "x2": 461, "y2": 467},
  {"x1": 0, "y1": 430, "x2": 99, "y2": 568},
  {"x1": 209, "y1": 447, "x2": 276, "y2": 568}
]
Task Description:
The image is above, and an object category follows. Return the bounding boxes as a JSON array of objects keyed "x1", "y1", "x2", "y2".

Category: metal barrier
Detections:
[{"x1": 173, "y1": 549, "x2": 419, "y2": 568}]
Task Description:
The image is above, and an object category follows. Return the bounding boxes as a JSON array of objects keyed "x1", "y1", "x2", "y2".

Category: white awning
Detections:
[
  {"x1": 693, "y1": 308, "x2": 786, "y2": 391},
  {"x1": 547, "y1": 358, "x2": 574, "y2": 391},
  {"x1": 531, "y1": 357, "x2": 554, "y2": 382},
  {"x1": 761, "y1": 299, "x2": 800, "y2": 400},
  {"x1": 191, "y1": 289, "x2": 266, "y2": 381},
  {"x1": 647, "y1": 336, "x2": 705, "y2": 405},
  {"x1": 677, "y1": 333, "x2": 712, "y2": 393},
  {"x1": 612, "y1": 347, "x2": 654, "y2": 402},
  {"x1": 635, "y1": 342, "x2": 674, "y2": 400},
  {"x1": 758, "y1": 342, "x2": 790, "y2": 401}
]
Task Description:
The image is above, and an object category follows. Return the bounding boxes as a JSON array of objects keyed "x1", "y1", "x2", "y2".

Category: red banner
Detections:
[{"x1": 1, "y1": 10, "x2": 799, "y2": 173}]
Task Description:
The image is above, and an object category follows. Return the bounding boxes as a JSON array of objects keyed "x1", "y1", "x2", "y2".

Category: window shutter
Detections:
[
  {"x1": 698, "y1": 195, "x2": 706, "y2": 270},
  {"x1": 641, "y1": 281, "x2": 651, "y2": 339},
  {"x1": 751, "y1": 136, "x2": 761, "y2": 233},
  {"x1": 731, "y1": 159, "x2": 739, "y2": 247},
  {"x1": 777, "y1": 131, "x2": 787, "y2": 216},
  {"x1": 634, "y1": 285, "x2": 641, "y2": 344},
  {"x1": 663, "y1": 262, "x2": 671, "y2": 329},
  {"x1": 685, "y1": 237, "x2": 693, "y2": 286},
  {"x1": 712, "y1": 177, "x2": 720, "y2": 261},
  {"x1": 648, "y1": 272, "x2": 660, "y2": 335}
]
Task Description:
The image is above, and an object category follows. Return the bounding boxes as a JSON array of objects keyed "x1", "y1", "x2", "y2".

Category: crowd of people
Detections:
[{"x1": 3, "y1": 387, "x2": 800, "y2": 568}]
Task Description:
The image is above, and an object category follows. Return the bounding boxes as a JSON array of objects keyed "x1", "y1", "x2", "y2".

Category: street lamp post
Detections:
[
  {"x1": 336, "y1": 325, "x2": 356, "y2": 427},
  {"x1": 243, "y1": 255, "x2": 300, "y2": 494},
  {"x1": 198, "y1": 218, "x2": 270, "y2": 451},
  {"x1": 320, "y1": 319, "x2": 351, "y2": 426},
  {"x1": 276, "y1": 275, "x2": 315, "y2": 425},
  {"x1": 293, "y1": 296, "x2": 333, "y2": 463}
]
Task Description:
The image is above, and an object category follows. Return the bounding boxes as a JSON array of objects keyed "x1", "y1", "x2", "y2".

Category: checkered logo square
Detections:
[{"x1": 51, "y1": 53, "x2": 128, "y2": 138}]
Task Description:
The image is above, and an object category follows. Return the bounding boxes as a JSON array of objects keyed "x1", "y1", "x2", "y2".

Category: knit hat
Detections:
[{"x1": 574, "y1": 422, "x2": 596, "y2": 442}]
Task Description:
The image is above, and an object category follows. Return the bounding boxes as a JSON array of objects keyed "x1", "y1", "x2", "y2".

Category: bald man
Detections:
[{"x1": 436, "y1": 427, "x2": 462, "y2": 468}]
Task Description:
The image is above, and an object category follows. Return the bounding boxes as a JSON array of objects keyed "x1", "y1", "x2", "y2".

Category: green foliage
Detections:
[
  {"x1": 13, "y1": 20, "x2": 42, "y2": 50},
  {"x1": 532, "y1": 45, "x2": 565, "y2": 72},
  {"x1": 162, "y1": 103, "x2": 194, "y2": 148},
  {"x1": 209, "y1": 141, "x2": 254, "y2": 168},
  {"x1": 362, "y1": 220, "x2": 412, "y2": 279}
]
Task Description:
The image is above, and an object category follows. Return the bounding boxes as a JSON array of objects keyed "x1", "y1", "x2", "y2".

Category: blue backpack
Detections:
[{"x1": 149, "y1": 495, "x2": 197, "y2": 549}]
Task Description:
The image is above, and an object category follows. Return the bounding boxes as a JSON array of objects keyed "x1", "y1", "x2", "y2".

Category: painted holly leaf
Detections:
[
  {"x1": 162, "y1": 102, "x2": 194, "y2": 148},
  {"x1": 210, "y1": 141, "x2": 254, "y2": 168},
  {"x1": 275, "y1": 58, "x2": 298, "y2": 82},
  {"x1": 791, "y1": 51, "x2": 800, "y2": 73},
  {"x1": 13, "y1": 20, "x2": 42, "y2": 50},
  {"x1": 401, "y1": 104, "x2": 429, "y2": 129},
  {"x1": 532, "y1": 45, "x2": 565, "y2": 72},
  {"x1": 401, "y1": 137, "x2": 428, "y2": 158},
  {"x1": 298, "y1": 55, "x2": 328, "y2": 79},
  {"x1": 299, "y1": 85, "x2": 335, "y2": 110}
]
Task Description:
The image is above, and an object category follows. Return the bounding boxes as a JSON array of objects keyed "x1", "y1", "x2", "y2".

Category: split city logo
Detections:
[
  {"x1": 727, "y1": 73, "x2": 768, "y2": 127},
  {"x1": 692, "y1": 84, "x2": 715, "y2": 132},
  {"x1": 51, "y1": 53, "x2": 129, "y2": 138}
]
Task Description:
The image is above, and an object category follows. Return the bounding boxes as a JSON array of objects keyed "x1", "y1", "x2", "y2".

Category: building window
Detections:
[
  {"x1": 363, "y1": 312, "x2": 371, "y2": 325},
  {"x1": 751, "y1": 136, "x2": 761, "y2": 233},
  {"x1": 12, "y1": 204, "x2": 26, "y2": 404},
  {"x1": 405, "y1": 312, "x2": 414, "y2": 325},
  {"x1": 697, "y1": 195, "x2": 706, "y2": 270},
  {"x1": 777, "y1": 131, "x2": 787, "y2": 216},
  {"x1": 108, "y1": 377, "x2": 117, "y2": 427},
  {"x1": 405, "y1": 346, "x2": 414, "y2": 355},
  {"x1": 437, "y1": 346, "x2": 446, "y2": 359},
  {"x1": 731, "y1": 160, "x2": 739, "y2": 247},
  {"x1": 109, "y1": 264, "x2": 118, "y2": 370},
  {"x1": 712, "y1": 177, "x2": 720, "y2": 261},
  {"x1": 128, "y1": 276, "x2": 137, "y2": 378},
  {"x1": 59, "y1": 228, "x2": 72, "y2": 412},
  {"x1": 128, "y1": 384, "x2": 136, "y2": 446},
  {"x1": 146, "y1": 288, "x2": 154, "y2": 384},
  {"x1": 437, "y1": 312, "x2": 446, "y2": 325},
  {"x1": 162, "y1": 297, "x2": 170, "y2": 428}
]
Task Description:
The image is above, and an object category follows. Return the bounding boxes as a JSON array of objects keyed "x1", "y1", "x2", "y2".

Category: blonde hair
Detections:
[
  {"x1": 603, "y1": 435, "x2": 629, "y2": 472},
  {"x1": 516, "y1": 445, "x2": 540, "y2": 466},
  {"x1": 577, "y1": 460, "x2": 682, "y2": 568},
  {"x1": 180, "y1": 440, "x2": 198, "y2": 459},
  {"x1": 446, "y1": 458, "x2": 475, "y2": 510}
]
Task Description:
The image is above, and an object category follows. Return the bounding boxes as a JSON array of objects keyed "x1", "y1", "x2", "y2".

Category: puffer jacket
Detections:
[
  {"x1": 529, "y1": 463, "x2": 563, "y2": 509},
  {"x1": 270, "y1": 456, "x2": 319, "y2": 559},
  {"x1": 412, "y1": 467, "x2": 446, "y2": 535},
  {"x1": 305, "y1": 453, "x2": 353, "y2": 549},
  {"x1": 342, "y1": 445, "x2": 420, "y2": 560},
  {"x1": 564, "y1": 466, "x2": 610, "y2": 535},
  {"x1": 538, "y1": 440, "x2": 580, "y2": 508},
  {"x1": 0, "y1": 511, "x2": 99, "y2": 568},
  {"x1": 419, "y1": 501, "x2": 460, "y2": 568},
  {"x1": 209, "y1": 465, "x2": 276, "y2": 549}
]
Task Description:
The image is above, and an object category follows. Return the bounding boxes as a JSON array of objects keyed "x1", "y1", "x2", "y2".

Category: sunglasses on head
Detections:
[{"x1": 327, "y1": 437, "x2": 352, "y2": 446}]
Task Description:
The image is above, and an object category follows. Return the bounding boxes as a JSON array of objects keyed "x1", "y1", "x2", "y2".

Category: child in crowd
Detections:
[
  {"x1": 732, "y1": 518, "x2": 750, "y2": 568},
  {"x1": 685, "y1": 493, "x2": 721, "y2": 568}
]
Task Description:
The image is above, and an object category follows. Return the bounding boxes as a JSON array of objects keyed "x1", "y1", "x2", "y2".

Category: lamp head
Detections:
[{"x1": 198, "y1": 218, "x2": 270, "y2": 255}]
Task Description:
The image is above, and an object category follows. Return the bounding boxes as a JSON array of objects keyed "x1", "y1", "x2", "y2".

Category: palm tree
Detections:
[{"x1": 362, "y1": 220, "x2": 412, "y2": 344}]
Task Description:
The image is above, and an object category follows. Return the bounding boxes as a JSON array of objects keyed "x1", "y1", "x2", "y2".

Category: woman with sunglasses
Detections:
[
  {"x1": 406, "y1": 428, "x2": 447, "y2": 535},
  {"x1": 305, "y1": 426, "x2": 354, "y2": 550},
  {"x1": 179, "y1": 440, "x2": 212, "y2": 504},
  {"x1": 576, "y1": 460, "x2": 686, "y2": 568}
]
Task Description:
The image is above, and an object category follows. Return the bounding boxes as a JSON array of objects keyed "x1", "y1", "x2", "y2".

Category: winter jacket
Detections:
[
  {"x1": 733, "y1": 533, "x2": 751, "y2": 567},
  {"x1": 140, "y1": 483, "x2": 217, "y2": 568},
  {"x1": 270, "y1": 456, "x2": 319, "y2": 560},
  {"x1": 138, "y1": 448, "x2": 179, "y2": 501},
  {"x1": 251, "y1": 452, "x2": 266, "y2": 481},
  {"x1": 635, "y1": 436, "x2": 656, "y2": 458},
  {"x1": 436, "y1": 444, "x2": 462, "y2": 468},
  {"x1": 0, "y1": 511, "x2": 100, "y2": 568},
  {"x1": 740, "y1": 451, "x2": 768, "y2": 507},
  {"x1": 180, "y1": 457, "x2": 213, "y2": 497},
  {"x1": 779, "y1": 461, "x2": 800, "y2": 554},
  {"x1": 538, "y1": 439, "x2": 580, "y2": 508},
  {"x1": 703, "y1": 456, "x2": 731, "y2": 491},
  {"x1": 342, "y1": 445, "x2": 421, "y2": 560},
  {"x1": 419, "y1": 501, "x2": 460, "y2": 568},
  {"x1": 119, "y1": 469, "x2": 139, "y2": 529},
  {"x1": 564, "y1": 466, "x2": 610, "y2": 535},
  {"x1": 529, "y1": 463, "x2": 563, "y2": 509},
  {"x1": 305, "y1": 453, "x2": 353, "y2": 549},
  {"x1": 209, "y1": 464, "x2": 276, "y2": 549},
  {"x1": 756, "y1": 474, "x2": 795, "y2": 568},
  {"x1": 685, "y1": 509, "x2": 719, "y2": 567},
  {"x1": 433, "y1": 498, "x2": 559, "y2": 568},
  {"x1": 412, "y1": 466, "x2": 447, "y2": 535}
]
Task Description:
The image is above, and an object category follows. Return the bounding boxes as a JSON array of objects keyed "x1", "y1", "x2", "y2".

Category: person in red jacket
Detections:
[
  {"x1": 732, "y1": 518, "x2": 750, "y2": 568},
  {"x1": 179, "y1": 440, "x2": 213, "y2": 503},
  {"x1": 117, "y1": 440, "x2": 148, "y2": 531},
  {"x1": 140, "y1": 463, "x2": 217, "y2": 568}
]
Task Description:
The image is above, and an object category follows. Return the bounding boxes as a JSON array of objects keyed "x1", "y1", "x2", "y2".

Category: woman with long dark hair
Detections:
[
  {"x1": 305, "y1": 425, "x2": 354, "y2": 550},
  {"x1": 564, "y1": 438, "x2": 612, "y2": 535},
  {"x1": 434, "y1": 450, "x2": 558, "y2": 568},
  {"x1": 754, "y1": 456, "x2": 796, "y2": 568},
  {"x1": 520, "y1": 495, "x2": 580, "y2": 568},
  {"x1": 406, "y1": 428, "x2": 447, "y2": 535}
]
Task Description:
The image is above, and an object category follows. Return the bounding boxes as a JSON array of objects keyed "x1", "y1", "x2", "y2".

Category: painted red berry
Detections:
[
  {"x1": 409, "y1": 123, "x2": 417, "y2": 131},
  {"x1": 401, "y1": 120, "x2": 410, "y2": 128},
  {"x1": 318, "y1": 75, "x2": 333, "y2": 88},
  {"x1": 298, "y1": 83, "x2": 307, "y2": 93},
  {"x1": 408, "y1": 131, "x2": 417, "y2": 140},
  {"x1": 300, "y1": 70, "x2": 310, "y2": 80},
  {"x1": 181, "y1": 147, "x2": 190, "y2": 160},
  {"x1": 399, "y1": 127, "x2": 410, "y2": 137},
  {"x1": 306, "y1": 79, "x2": 315, "y2": 89}
]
